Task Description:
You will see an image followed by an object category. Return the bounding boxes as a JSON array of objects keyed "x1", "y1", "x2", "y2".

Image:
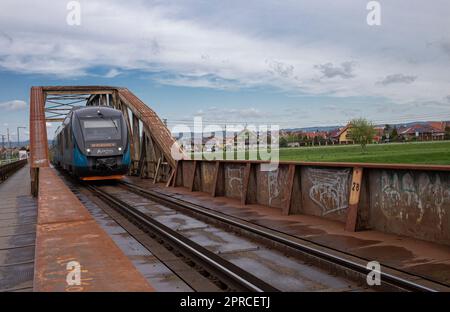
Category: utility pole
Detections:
[
  {"x1": 0, "y1": 134, "x2": 4, "y2": 161},
  {"x1": 7, "y1": 128, "x2": 11, "y2": 161},
  {"x1": 17, "y1": 126, "x2": 26, "y2": 149}
]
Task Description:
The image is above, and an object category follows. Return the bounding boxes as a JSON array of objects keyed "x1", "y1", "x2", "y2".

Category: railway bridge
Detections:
[{"x1": 1, "y1": 85, "x2": 449, "y2": 292}]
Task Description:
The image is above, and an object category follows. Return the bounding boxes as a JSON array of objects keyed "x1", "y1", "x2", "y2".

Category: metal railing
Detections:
[{"x1": 0, "y1": 159, "x2": 28, "y2": 182}]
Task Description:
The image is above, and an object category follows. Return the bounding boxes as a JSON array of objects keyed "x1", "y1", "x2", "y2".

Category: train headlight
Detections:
[
  {"x1": 86, "y1": 148, "x2": 91, "y2": 153},
  {"x1": 118, "y1": 147, "x2": 122, "y2": 151}
]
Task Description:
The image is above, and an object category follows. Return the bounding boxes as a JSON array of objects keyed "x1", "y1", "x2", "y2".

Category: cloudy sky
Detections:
[{"x1": 0, "y1": 0, "x2": 449, "y2": 140}]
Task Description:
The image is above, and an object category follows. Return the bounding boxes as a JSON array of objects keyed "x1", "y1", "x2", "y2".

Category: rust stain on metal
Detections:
[
  {"x1": 30, "y1": 87, "x2": 49, "y2": 169},
  {"x1": 34, "y1": 167, "x2": 153, "y2": 292},
  {"x1": 118, "y1": 88, "x2": 180, "y2": 169},
  {"x1": 282, "y1": 164, "x2": 296, "y2": 215},
  {"x1": 184, "y1": 159, "x2": 450, "y2": 172},
  {"x1": 345, "y1": 167, "x2": 363, "y2": 232},
  {"x1": 211, "y1": 161, "x2": 220, "y2": 197},
  {"x1": 241, "y1": 163, "x2": 252, "y2": 205}
]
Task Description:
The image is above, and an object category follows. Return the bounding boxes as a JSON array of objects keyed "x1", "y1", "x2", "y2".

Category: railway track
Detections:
[
  {"x1": 82, "y1": 180, "x2": 448, "y2": 292},
  {"x1": 86, "y1": 183, "x2": 278, "y2": 292},
  {"x1": 118, "y1": 181, "x2": 450, "y2": 292}
]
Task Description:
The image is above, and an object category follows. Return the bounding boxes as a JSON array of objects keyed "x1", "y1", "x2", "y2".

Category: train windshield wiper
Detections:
[{"x1": 97, "y1": 111, "x2": 119, "y2": 133}]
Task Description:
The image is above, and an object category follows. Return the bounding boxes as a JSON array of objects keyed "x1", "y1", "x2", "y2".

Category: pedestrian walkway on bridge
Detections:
[{"x1": 0, "y1": 164, "x2": 37, "y2": 291}]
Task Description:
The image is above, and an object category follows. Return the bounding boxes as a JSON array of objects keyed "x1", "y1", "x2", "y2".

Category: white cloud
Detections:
[
  {"x1": 0, "y1": 100, "x2": 27, "y2": 111},
  {"x1": 0, "y1": 0, "x2": 449, "y2": 106}
]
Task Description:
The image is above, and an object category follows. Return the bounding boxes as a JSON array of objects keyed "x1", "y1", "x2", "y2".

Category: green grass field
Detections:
[
  {"x1": 194, "y1": 141, "x2": 450, "y2": 165},
  {"x1": 277, "y1": 141, "x2": 450, "y2": 165}
]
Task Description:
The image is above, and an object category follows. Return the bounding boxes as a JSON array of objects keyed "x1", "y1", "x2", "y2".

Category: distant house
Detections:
[
  {"x1": 399, "y1": 123, "x2": 446, "y2": 141},
  {"x1": 373, "y1": 126, "x2": 385, "y2": 143},
  {"x1": 330, "y1": 124, "x2": 384, "y2": 144},
  {"x1": 328, "y1": 128, "x2": 341, "y2": 144},
  {"x1": 173, "y1": 132, "x2": 224, "y2": 153},
  {"x1": 332, "y1": 125, "x2": 353, "y2": 144},
  {"x1": 202, "y1": 135, "x2": 223, "y2": 152},
  {"x1": 304, "y1": 131, "x2": 328, "y2": 140},
  {"x1": 429, "y1": 121, "x2": 447, "y2": 132},
  {"x1": 225, "y1": 128, "x2": 259, "y2": 151}
]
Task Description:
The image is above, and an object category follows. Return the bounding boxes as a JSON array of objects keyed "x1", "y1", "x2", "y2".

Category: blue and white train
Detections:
[{"x1": 51, "y1": 106, "x2": 131, "y2": 180}]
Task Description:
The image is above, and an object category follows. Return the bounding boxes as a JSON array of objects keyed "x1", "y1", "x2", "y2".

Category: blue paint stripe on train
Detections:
[
  {"x1": 123, "y1": 143, "x2": 131, "y2": 165},
  {"x1": 73, "y1": 144, "x2": 88, "y2": 167}
]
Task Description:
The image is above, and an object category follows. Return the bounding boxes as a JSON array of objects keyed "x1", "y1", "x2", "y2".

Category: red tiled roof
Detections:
[
  {"x1": 399, "y1": 123, "x2": 443, "y2": 135},
  {"x1": 428, "y1": 121, "x2": 446, "y2": 132}
]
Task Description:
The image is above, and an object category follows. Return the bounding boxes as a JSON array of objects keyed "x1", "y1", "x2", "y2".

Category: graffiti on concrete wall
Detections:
[
  {"x1": 307, "y1": 168, "x2": 351, "y2": 215},
  {"x1": 226, "y1": 167, "x2": 243, "y2": 197},
  {"x1": 380, "y1": 171, "x2": 450, "y2": 229},
  {"x1": 267, "y1": 170, "x2": 281, "y2": 206}
]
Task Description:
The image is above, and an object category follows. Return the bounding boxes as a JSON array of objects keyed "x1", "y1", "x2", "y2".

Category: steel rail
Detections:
[
  {"x1": 120, "y1": 181, "x2": 447, "y2": 292},
  {"x1": 86, "y1": 184, "x2": 279, "y2": 292}
]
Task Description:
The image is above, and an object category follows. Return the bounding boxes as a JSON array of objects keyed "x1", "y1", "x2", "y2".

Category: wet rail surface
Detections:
[
  {"x1": 62, "y1": 178, "x2": 195, "y2": 291},
  {"x1": 82, "y1": 182, "x2": 372, "y2": 292},
  {"x1": 120, "y1": 181, "x2": 450, "y2": 292}
]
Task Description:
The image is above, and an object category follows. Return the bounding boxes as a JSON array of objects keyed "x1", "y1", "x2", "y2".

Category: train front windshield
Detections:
[{"x1": 81, "y1": 118, "x2": 121, "y2": 141}]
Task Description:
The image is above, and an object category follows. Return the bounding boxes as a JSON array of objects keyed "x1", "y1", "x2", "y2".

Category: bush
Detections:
[{"x1": 349, "y1": 118, "x2": 376, "y2": 152}]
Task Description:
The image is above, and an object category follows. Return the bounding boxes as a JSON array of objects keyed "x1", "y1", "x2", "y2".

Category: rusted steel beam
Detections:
[
  {"x1": 154, "y1": 157, "x2": 161, "y2": 184},
  {"x1": 166, "y1": 169, "x2": 175, "y2": 187},
  {"x1": 42, "y1": 85, "x2": 116, "y2": 95},
  {"x1": 189, "y1": 160, "x2": 197, "y2": 192},
  {"x1": 211, "y1": 161, "x2": 220, "y2": 197},
  {"x1": 171, "y1": 161, "x2": 179, "y2": 187},
  {"x1": 241, "y1": 163, "x2": 252, "y2": 205},
  {"x1": 45, "y1": 90, "x2": 114, "y2": 95},
  {"x1": 118, "y1": 88, "x2": 179, "y2": 170},
  {"x1": 282, "y1": 164, "x2": 296, "y2": 215},
  {"x1": 345, "y1": 167, "x2": 363, "y2": 232},
  {"x1": 138, "y1": 132, "x2": 147, "y2": 178},
  {"x1": 30, "y1": 87, "x2": 49, "y2": 169},
  {"x1": 179, "y1": 159, "x2": 450, "y2": 172},
  {"x1": 132, "y1": 113, "x2": 141, "y2": 173},
  {"x1": 45, "y1": 118, "x2": 65, "y2": 122}
]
